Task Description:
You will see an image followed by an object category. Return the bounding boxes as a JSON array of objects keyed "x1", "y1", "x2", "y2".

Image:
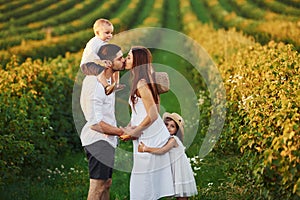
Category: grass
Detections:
[
  {"x1": 0, "y1": 152, "x2": 88, "y2": 200},
  {"x1": 0, "y1": 150, "x2": 244, "y2": 199}
]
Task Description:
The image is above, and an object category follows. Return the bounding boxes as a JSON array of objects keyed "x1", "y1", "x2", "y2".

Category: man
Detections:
[{"x1": 80, "y1": 44, "x2": 125, "y2": 200}]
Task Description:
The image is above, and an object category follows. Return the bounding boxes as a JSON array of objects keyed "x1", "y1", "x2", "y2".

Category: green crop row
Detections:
[
  {"x1": 280, "y1": 0, "x2": 300, "y2": 8},
  {"x1": 227, "y1": 0, "x2": 299, "y2": 21},
  {"x1": 226, "y1": 0, "x2": 267, "y2": 20},
  {"x1": 0, "y1": 0, "x2": 35, "y2": 16},
  {"x1": 203, "y1": 0, "x2": 300, "y2": 51},
  {"x1": 138, "y1": 0, "x2": 165, "y2": 28},
  {"x1": 0, "y1": 0, "x2": 110, "y2": 49},
  {"x1": 0, "y1": 0, "x2": 100, "y2": 38},
  {"x1": 0, "y1": 0, "x2": 54, "y2": 24},
  {"x1": 108, "y1": 0, "x2": 166, "y2": 51},
  {"x1": 50, "y1": 0, "x2": 121, "y2": 36},
  {"x1": 250, "y1": 0, "x2": 300, "y2": 16},
  {"x1": 110, "y1": 0, "x2": 145, "y2": 32},
  {"x1": 190, "y1": 0, "x2": 214, "y2": 24}
]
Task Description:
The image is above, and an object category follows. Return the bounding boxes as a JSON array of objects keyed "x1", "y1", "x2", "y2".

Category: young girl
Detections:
[{"x1": 138, "y1": 112, "x2": 198, "y2": 200}]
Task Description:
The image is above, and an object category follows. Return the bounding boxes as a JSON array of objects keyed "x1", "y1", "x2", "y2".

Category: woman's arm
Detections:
[
  {"x1": 122, "y1": 79, "x2": 159, "y2": 137},
  {"x1": 138, "y1": 138, "x2": 178, "y2": 155}
]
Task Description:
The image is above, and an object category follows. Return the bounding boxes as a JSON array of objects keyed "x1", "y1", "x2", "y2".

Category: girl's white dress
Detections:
[
  {"x1": 129, "y1": 97, "x2": 174, "y2": 200},
  {"x1": 169, "y1": 136, "x2": 198, "y2": 197}
]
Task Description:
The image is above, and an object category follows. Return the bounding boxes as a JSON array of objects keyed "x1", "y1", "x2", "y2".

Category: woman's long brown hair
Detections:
[{"x1": 129, "y1": 46, "x2": 159, "y2": 109}]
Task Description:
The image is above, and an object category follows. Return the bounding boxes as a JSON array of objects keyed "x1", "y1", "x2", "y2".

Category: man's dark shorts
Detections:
[{"x1": 84, "y1": 140, "x2": 115, "y2": 180}]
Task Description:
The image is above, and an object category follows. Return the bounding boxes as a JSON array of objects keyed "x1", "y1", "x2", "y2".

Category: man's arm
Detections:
[
  {"x1": 121, "y1": 80, "x2": 158, "y2": 137},
  {"x1": 81, "y1": 62, "x2": 105, "y2": 76},
  {"x1": 91, "y1": 121, "x2": 123, "y2": 136}
]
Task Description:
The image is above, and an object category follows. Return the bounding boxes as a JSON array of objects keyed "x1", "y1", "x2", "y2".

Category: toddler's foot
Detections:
[
  {"x1": 114, "y1": 84, "x2": 126, "y2": 92},
  {"x1": 104, "y1": 82, "x2": 116, "y2": 95}
]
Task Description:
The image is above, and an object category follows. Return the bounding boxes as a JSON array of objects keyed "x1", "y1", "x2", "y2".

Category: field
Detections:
[{"x1": 0, "y1": 0, "x2": 299, "y2": 199}]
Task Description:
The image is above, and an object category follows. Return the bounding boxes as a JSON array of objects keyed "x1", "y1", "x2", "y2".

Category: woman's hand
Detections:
[
  {"x1": 119, "y1": 126, "x2": 139, "y2": 141},
  {"x1": 119, "y1": 134, "x2": 130, "y2": 141},
  {"x1": 120, "y1": 125, "x2": 142, "y2": 138}
]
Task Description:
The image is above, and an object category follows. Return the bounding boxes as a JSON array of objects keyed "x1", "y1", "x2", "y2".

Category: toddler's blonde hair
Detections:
[{"x1": 93, "y1": 18, "x2": 113, "y2": 32}]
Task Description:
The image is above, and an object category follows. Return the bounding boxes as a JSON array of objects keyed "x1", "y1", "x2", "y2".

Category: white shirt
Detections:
[
  {"x1": 80, "y1": 36, "x2": 106, "y2": 66},
  {"x1": 80, "y1": 75, "x2": 118, "y2": 148}
]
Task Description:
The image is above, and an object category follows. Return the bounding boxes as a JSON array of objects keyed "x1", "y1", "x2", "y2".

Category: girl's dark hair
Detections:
[
  {"x1": 164, "y1": 117, "x2": 183, "y2": 142},
  {"x1": 129, "y1": 46, "x2": 159, "y2": 109}
]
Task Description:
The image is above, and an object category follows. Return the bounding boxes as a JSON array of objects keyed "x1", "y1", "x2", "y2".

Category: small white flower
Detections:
[
  {"x1": 191, "y1": 157, "x2": 196, "y2": 163},
  {"x1": 194, "y1": 166, "x2": 201, "y2": 171},
  {"x1": 197, "y1": 98, "x2": 205, "y2": 106}
]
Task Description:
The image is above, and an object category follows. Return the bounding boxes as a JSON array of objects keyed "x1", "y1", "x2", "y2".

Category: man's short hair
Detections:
[{"x1": 98, "y1": 44, "x2": 121, "y2": 61}]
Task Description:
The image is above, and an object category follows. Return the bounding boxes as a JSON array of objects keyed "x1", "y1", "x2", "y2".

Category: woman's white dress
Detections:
[
  {"x1": 129, "y1": 97, "x2": 174, "y2": 200},
  {"x1": 170, "y1": 136, "x2": 198, "y2": 197}
]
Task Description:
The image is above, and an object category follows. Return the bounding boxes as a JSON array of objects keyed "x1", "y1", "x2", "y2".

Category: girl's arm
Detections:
[
  {"x1": 121, "y1": 79, "x2": 158, "y2": 138},
  {"x1": 138, "y1": 138, "x2": 178, "y2": 155}
]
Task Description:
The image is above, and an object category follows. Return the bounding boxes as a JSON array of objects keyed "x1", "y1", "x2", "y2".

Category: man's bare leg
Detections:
[
  {"x1": 101, "y1": 179, "x2": 112, "y2": 200},
  {"x1": 87, "y1": 179, "x2": 106, "y2": 200}
]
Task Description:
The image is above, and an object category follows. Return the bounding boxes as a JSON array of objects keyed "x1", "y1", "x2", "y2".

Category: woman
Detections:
[{"x1": 121, "y1": 46, "x2": 174, "y2": 200}]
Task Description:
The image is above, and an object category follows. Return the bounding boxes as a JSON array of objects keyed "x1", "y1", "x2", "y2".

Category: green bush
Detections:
[
  {"x1": 220, "y1": 41, "x2": 300, "y2": 199},
  {"x1": 0, "y1": 134, "x2": 34, "y2": 186},
  {"x1": 0, "y1": 53, "x2": 81, "y2": 184}
]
